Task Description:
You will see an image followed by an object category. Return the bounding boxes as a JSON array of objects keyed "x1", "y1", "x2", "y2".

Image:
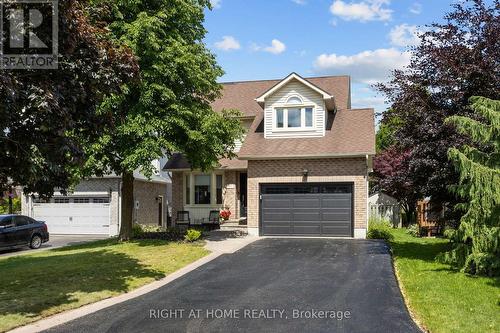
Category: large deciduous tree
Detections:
[
  {"x1": 441, "y1": 97, "x2": 500, "y2": 276},
  {"x1": 373, "y1": 148, "x2": 420, "y2": 225},
  {"x1": 86, "y1": 0, "x2": 244, "y2": 240},
  {"x1": 375, "y1": 0, "x2": 500, "y2": 210},
  {"x1": 0, "y1": 1, "x2": 137, "y2": 197}
]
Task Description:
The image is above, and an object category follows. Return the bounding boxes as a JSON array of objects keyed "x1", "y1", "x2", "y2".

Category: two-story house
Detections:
[{"x1": 165, "y1": 73, "x2": 375, "y2": 238}]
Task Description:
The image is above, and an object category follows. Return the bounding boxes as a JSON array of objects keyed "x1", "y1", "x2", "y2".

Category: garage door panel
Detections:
[
  {"x1": 292, "y1": 225, "x2": 322, "y2": 235},
  {"x1": 293, "y1": 212, "x2": 321, "y2": 221},
  {"x1": 262, "y1": 198, "x2": 291, "y2": 209},
  {"x1": 321, "y1": 225, "x2": 351, "y2": 236},
  {"x1": 261, "y1": 183, "x2": 353, "y2": 237},
  {"x1": 263, "y1": 224, "x2": 292, "y2": 235},
  {"x1": 262, "y1": 212, "x2": 292, "y2": 222},
  {"x1": 322, "y1": 197, "x2": 351, "y2": 209},
  {"x1": 322, "y1": 211, "x2": 351, "y2": 221},
  {"x1": 292, "y1": 197, "x2": 320, "y2": 208},
  {"x1": 33, "y1": 201, "x2": 110, "y2": 235}
]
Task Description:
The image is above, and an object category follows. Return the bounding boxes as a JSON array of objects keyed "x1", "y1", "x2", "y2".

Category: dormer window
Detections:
[{"x1": 274, "y1": 95, "x2": 314, "y2": 130}]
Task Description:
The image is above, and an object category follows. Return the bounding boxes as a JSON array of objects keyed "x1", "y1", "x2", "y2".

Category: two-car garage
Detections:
[
  {"x1": 260, "y1": 183, "x2": 353, "y2": 237},
  {"x1": 32, "y1": 196, "x2": 111, "y2": 235}
]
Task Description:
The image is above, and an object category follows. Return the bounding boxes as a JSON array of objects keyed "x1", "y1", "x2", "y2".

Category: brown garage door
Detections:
[{"x1": 260, "y1": 183, "x2": 353, "y2": 237}]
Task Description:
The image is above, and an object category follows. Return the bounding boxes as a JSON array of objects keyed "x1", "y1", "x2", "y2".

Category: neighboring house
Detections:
[
  {"x1": 165, "y1": 73, "x2": 375, "y2": 238},
  {"x1": 21, "y1": 166, "x2": 171, "y2": 236},
  {"x1": 368, "y1": 192, "x2": 401, "y2": 227}
]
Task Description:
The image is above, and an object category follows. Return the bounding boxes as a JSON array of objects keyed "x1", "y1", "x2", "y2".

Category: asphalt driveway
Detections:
[
  {"x1": 0, "y1": 235, "x2": 108, "y2": 257},
  {"x1": 45, "y1": 238, "x2": 420, "y2": 333}
]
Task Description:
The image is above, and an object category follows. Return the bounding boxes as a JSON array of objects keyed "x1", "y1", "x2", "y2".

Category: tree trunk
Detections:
[
  {"x1": 119, "y1": 171, "x2": 134, "y2": 241},
  {"x1": 402, "y1": 202, "x2": 417, "y2": 227}
]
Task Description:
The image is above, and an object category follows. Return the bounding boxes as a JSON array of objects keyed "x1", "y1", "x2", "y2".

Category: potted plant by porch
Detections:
[{"x1": 219, "y1": 209, "x2": 231, "y2": 223}]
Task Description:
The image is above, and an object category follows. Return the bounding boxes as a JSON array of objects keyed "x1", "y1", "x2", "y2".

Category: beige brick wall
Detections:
[
  {"x1": 133, "y1": 180, "x2": 168, "y2": 226},
  {"x1": 247, "y1": 158, "x2": 368, "y2": 234}
]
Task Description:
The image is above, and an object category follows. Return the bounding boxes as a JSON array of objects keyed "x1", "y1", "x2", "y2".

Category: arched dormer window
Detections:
[
  {"x1": 274, "y1": 95, "x2": 314, "y2": 130},
  {"x1": 286, "y1": 96, "x2": 303, "y2": 105}
]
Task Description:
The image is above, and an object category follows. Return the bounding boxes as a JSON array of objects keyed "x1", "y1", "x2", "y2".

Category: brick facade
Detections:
[
  {"x1": 247, "y1": 158, "x2": 368, "y2": 236},
  {"x1": 133, "y1": 180, "x2": 168, "y2": 226}
]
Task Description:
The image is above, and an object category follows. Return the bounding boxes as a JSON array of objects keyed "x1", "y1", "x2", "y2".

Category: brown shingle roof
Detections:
[
  {"x1": 211, "y1": 75, "x2": 351, "y2": 117},
  {"x1": 238, "y1": 108, "x2": 376, "y2": 159}
]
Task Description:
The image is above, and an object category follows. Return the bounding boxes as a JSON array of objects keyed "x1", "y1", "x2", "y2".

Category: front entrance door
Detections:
[{"x1": 239, "y1": 173, "x2": 247, "y2": 218}]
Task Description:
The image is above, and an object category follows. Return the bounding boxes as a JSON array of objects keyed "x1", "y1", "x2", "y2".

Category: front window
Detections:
[
  {"x1": 185, "y1": 173, "x2": 224, "y2": 206},
  {"x1": 274, "y1": 106, "x2": 314, "y2": 129},
  {"x1": 276, "y1": 109, "x2": 284, "y2": 128},
  {"x1": 194, "y1": 174, "x2": 211, "y2": 204},
  {"x1": 287, "y1": 108, "x2": 301, "y2": 127}
]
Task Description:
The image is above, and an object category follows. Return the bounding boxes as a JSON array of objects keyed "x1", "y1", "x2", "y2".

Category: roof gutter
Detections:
[{"x1": 238, "y1": 152, "x2": 375, "y2": 160}]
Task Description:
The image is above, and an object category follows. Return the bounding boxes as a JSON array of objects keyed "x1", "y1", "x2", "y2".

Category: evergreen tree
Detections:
[{"x1": 442, "y1": 97, "x2": 500, "y2": 276}]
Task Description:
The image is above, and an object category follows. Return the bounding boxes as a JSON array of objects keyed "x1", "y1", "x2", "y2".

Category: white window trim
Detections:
[
  {"x1": 183, "y1": 171, "x2": 224, "y2": 206},
  {"x1": 273, "y1": 105, "x2": 316, "y2": 131}
]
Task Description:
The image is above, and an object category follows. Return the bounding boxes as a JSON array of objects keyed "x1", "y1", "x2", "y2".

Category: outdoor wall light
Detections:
[{"x1": 302, "y1": 169, "x2": 309, "y2": 177}]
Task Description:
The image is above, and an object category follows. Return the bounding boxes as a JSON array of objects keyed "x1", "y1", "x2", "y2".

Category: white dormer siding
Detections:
[
  {"x1": 264, "y1": 80, "x2": 326, "y2": 139},
  {"x1": 234, "y1": 118, "x2": 252, "y2": 152}
]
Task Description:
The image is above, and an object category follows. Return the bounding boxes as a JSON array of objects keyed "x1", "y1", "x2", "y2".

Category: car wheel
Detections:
[{"x1": 30, "y1": 234, "x2": 42, "y2": 249}]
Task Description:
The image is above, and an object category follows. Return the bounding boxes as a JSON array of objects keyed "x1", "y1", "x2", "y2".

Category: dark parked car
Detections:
[{"x1": 0, "y1": 214, "x2": 49, "y2": 250}]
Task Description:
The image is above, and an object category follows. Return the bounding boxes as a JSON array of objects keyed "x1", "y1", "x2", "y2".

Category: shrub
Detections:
[
  {"x1": 184, "y1": 229, "x2": 202, "y2": 242},
  {"x1": 0, "y1": 197, "x2": 21, "y2": 214},
  {"x1": 367, "y1": 216, "x2": 394, "y2": 241},
  {"x1": 406, "y1": 224, "x2": 420, "y2": 237},
  {"x1": 132, "y1": 223, "x2": 144, "y2": 238}
]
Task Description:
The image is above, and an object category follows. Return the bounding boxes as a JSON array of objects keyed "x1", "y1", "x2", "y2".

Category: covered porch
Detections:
[{"x1": 165, "y1": 154, "x2": 248, "y2": 227}]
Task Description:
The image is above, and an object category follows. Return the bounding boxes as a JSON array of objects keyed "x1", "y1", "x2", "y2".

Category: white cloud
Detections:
[
  {"x1": 252, "y1": 39, "x2": 287, "y2": 54},
  {"x1": 351, "y1": 95, "x2": 386, "y2": 108},
  {"x1": 329, "y1": 0, "x2": 393, "y2": 22},
  {"x1": 214, "y1": 36, "x2": 241, "y2": 51},
  {"x1": 210, "y1": 0, "x2": 221, "y2": 9},
  {"x1": 292, "y1": 0, "x2": 307, "y2": 4},
  {"x1": 313, "y1": 48, "x2": 411, "y2": 84},
  {"x1": 409, "y1": 2, "x2": 422, "y2": 14},
  {"x1": 389, "y1": 24, "x2": 421, "y2": 47}
]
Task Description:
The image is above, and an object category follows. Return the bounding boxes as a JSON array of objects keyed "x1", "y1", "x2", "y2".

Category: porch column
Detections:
[{"x1": 223, "y1": 171, "x2": 239, "y2": 220}]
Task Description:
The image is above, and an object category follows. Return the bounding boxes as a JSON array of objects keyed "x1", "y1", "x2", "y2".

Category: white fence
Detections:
[{"x1": 369, "y1": 204, "x2": 401, "y2": 227}]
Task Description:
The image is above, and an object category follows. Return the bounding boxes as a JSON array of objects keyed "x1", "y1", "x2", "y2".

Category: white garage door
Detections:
[{"x1": 32, "y1": 197, "x2": 110, "y2": 235}]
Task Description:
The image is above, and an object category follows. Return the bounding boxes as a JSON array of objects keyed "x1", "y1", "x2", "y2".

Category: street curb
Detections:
[{"x1": 8, "y1": 237, "x2": 258, "y2": 333}]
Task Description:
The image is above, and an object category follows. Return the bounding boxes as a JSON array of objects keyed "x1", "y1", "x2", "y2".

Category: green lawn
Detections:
[
  {"x1": 0, "y1": 239, "x2": 209, "y2": 332},
  {"x1": 389, "y1": 229, "x2": 499, "y2": 333}
]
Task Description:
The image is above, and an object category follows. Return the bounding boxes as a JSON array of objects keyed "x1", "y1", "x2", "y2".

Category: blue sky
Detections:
[{"x1": 203, "y1": 0, "x2": 459, "y2": 114}]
